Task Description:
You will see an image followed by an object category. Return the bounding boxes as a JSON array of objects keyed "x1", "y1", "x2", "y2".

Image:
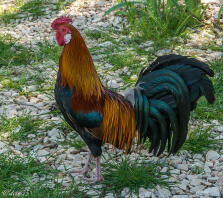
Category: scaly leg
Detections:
[
  {"x1": 68, "y1": 152, "x2": 92, "y2": 174},
  {"x1": 84, "y1": 156, "x2": 104, "y2": 183},
  {"x1": 96, "y1": 156, "x2": 103, "y2": 182}
]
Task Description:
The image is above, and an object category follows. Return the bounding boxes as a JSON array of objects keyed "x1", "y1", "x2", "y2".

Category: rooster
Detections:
[{"x1": 51, "y1": 16, "x2": 215, "y2": 182}]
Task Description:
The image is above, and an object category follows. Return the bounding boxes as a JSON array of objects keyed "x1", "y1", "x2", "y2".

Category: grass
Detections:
[
  {"x1": 1, "y1": 75, "x2": 27, "y2": 92},
  {"x1": 0, "y1": 152, "x2": 87, "y2": 198},
  {"x1": 36, "y1": 41, "x2": 62, "y2": 64},
  {"x1": 0, "y1": 0, "x2": 45, "y2": 24},
  {"x1": 182, "y1": 127, "x2": 222, "y2": 154},
  {"x1": 0, "y1": 0, "x2": 73, "y2": 24},
  {"x1": 0, "y1": 115, "x2": 44, "y2": 142},
  {"x1": 98, "y1": 156, "x2": 174, "y2": 197},
  {"x1": 191, "y1": 58, "x2": 223, "y2": 122},
  {"x1": 106, "y1": 0, "x2": 207, "y2": 47},
  {"x1": 0, "y1": 34, "x2": 32, "y2": 67}
]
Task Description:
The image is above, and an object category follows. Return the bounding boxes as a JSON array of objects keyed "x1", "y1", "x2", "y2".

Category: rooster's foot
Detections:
[{"x1": 84, "y1": 175, "x2": 104, "y2": 184}]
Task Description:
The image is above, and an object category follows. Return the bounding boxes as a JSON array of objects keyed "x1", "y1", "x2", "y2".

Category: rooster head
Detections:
[{"x1": 51, "y1": 16, "x2": 72, "y2": 46}]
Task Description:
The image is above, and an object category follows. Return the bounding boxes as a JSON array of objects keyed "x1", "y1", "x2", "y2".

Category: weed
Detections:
[
  {"x1": 99, "y1": 155, "x2": 174, "y2": 196},
  {"x1": 0, "y1": 0, "x2": 52, "y2": 24},
  {"x1": 191, "y1": 166, "x2": 204, "y2": 174},
  {"x1": 0, "y1": 115, "x2": 43, "y2": 142},
  {"x1": 0, "y1": 152, "x2": 87, "y2": 198},
  {"x1": 36, "y1": 41, "x2": 62, "y2": 63},
  {"x1": 0, "y1": 34, "x2": 32, "y2": 67},
  {"x1": 182, "y1": 127, "x2": 222, "y2": 154},
  {"x1": 105, "y1": 0, "x2": 207, "y2": 47}
]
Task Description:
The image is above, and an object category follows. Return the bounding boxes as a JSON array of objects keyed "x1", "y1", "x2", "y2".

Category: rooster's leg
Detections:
[
  {"x1": 84, "y1": 156, "x2": 104, "y2": 183},
  {"x1": 69, "y1": 152, "x2": 92, "y2": 174},
  {"x1": 96, "y1": 156, "x2": 103, "y2": 182}
]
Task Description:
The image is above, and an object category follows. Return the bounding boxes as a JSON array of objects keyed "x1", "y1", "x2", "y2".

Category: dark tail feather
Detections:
[{"x1": 134, "y1": 54, "x2": 215, "y2": 155}]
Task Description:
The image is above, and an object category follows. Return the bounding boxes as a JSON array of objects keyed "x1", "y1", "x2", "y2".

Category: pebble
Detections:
[
  {"x1": 206, "y1": 150, "x2": 220, "y2": 160},
  {"x1": 203, "y1": 187, "x2": 221, "y2": 197},
  {"x1": 176, "y1": 164, "x2": 188, "y2": 171},
  {"x1": 0, "y1": 141, "x2": 8, "y2": 154},
  {"x1": 157, "y1": 187, "x2": 171, "y2": 198}
]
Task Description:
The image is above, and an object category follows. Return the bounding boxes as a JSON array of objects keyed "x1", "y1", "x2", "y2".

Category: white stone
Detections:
[
  {"x1": 99, "y1": 41, "x2": 113, "y2": 48},
  {"x1": 121, "y1": 187, "x2": 129, "y2": 197},
  {"x1": 130, "y1": 75, "x2": 137, "y2": 80},
  {"x1": 27, "y1": 85, "x2": 37, "y2": 91},
  {"x1": 170, "y1": 169, "x2": 180, "y2": 174},
  {"x1": 176, "y1": 164, "x2": 188, "y2": 171},
  {"x1": 193, "y1": 154, "x2": 203, "y2": 160},
  {"x1": 172, "y1": 196, "x2": 188, "y2": 198},
  {"x1": 157, "y1": 188, "x2": 171, "y2": 198},
  {"x1": 190, "y1": 178, "x2": 202, "y2": 186},
  {"x1": 206, "y1": 150, "x2": 220, "y2": 160},
  {"x1": 139, "y1": 187, "x2": 152, "y2": 198},
  {"x1": 191, "y1": 185, "x2": 205, "y2": 193},
  {"x1": 203, "y1": 187, "x2": 221, "y2": 197},
  {"x1": 178, "y1": 182, "x2": 187, "y2": 191},
  {"x1": 104, "y1": 193, "x2": 115, "y2": 198},
  {"x1": 201, "y1": 0, "x2": 218, "y2": 3},
  {"x1": 107, "y1": 79, "x2": 119, "y2": 89},
  {"x1": 219, "y1": 175, "x2": 223, "y2": 196},
  {"x1": 214, "y1": 126, "x2": 223, "y2": 132},
  {"x1": 48, "y1": 128, "x2": 60, "y2": 138},
  {"x1": 0, "y1": 141, "x2": 8, "y2": 154},
  {"x1": 37, "y1": 149, "x2": 49, "y2": 156},
  {"x1": 204, "y1": 165, "x2": 212, "y2": 173}
]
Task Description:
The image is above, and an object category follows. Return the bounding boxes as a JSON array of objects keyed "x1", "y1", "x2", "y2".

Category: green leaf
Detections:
[{"x1": 104, "y1": 1, "x2": 146, "y2": 16}]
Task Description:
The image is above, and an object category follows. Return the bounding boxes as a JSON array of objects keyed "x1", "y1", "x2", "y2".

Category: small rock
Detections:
[
  {"x1": 130, "y1": 75, "x2": 137, "y2": 80},
  {"x1": 176, "y1": 164, "x2": 188, "y2": 171},
  {"x1": 219, "y1": 175, "x2": 223, "y2": 196},
  {"x1": 206, "y1": 150, "x2": 220, "y2": 160},
  {"x1": 172, "y1": 196, "x2": 188, "y2": 198},
  {"x1": 0, "y1": 141, "x2": 8, "y2": 154},
  {"x1": 204, "y1": 165, "x2": 212, "y2": 173},
  {"x1": 190, "y1": 178, "x2": 202, "y2": 186},
  {"x1": 37, "y1": 149, "x2": 49, "y2": 156},
  {"x1": 214, "y1": 126, "x2": 223, "y2": 133},
  {"x1": 107, "y1": 79, "x2": 119, "y2": 88},
  {"x1": 99, "y1": 41, "x2": 113, "y2": 48},
  {"x1": 139, "y1": 187, "x2": 152, "y2": 198},
  {"x1": 170, "y1": 169, "x2": 180, "y2": 174},
  {"x1": 157, "y1": 187, "x2": 171, "y2": 198},
  {"x1": 203, "y1": 187, "x2": 221, "y2": 197},
  {"x1": 193, "y1": 154, "x2": 203, "y2": 160},
  {"x1": 104, "y1": 193, "x2": 115, "y2": 198},
  {"x1": 121, "y1": 187, "x2": 129, "y2": 197}
]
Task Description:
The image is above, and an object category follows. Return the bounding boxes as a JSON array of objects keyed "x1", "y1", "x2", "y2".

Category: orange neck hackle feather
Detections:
[{"x1": 59, "y1": 24, "x2": 104, "y2": 100}]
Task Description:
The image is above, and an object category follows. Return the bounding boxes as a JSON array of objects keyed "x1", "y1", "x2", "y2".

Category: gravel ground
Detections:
[{"x1": 0, "y1": 0, "x2": 223, "y2": 197}]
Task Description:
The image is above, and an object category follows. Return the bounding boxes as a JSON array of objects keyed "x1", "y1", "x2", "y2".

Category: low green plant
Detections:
[
  {"x1": 182, "y1": 127, "x2": 222, "y2": 154},
  {"x1": 99, "y1": 155, "x2": 174, "y2": 196},
  {"x1": 0, "y1": 115, "x2": 43, "y2": 141},
  {"x1": 36, "y1": 41, "x2": 62, "y2": 63},
  {"x1": 106, "y1": 0, "x2": 208, "y2": 47},
  {"x1": 0, "y1": 152, "x2": 87, "y2": 198},
  {"x1": 0, "y1": 34, "x2": 32, "y2": 67},
  {"x1": 0, "y1": 0, "x2": 50, "y2": 24}
]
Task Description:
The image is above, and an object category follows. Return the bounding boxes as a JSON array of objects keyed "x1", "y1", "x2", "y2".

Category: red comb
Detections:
[{"x1": 51, "y1": 16, "x2": 72, "y2": 29}]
